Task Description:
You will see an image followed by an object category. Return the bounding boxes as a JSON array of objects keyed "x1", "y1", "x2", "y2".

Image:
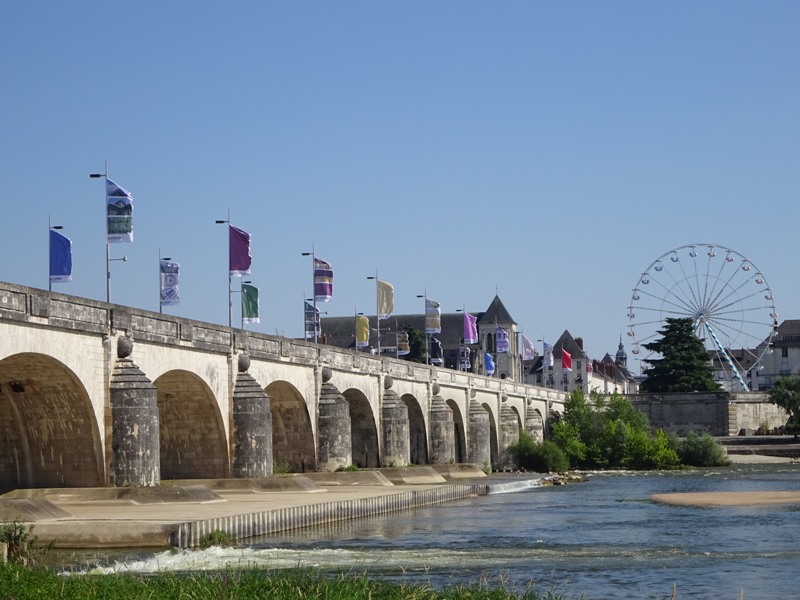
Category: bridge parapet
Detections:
[{"x1": 1, "y1": 280, "x2": 568, "y2": 491}]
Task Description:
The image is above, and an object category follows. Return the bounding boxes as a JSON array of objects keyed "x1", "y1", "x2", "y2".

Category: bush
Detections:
[
  {"x1": 677, "y1": 432, "x2": 731, "y2": 467},
  {"x1": 509, "y1": 431, "x2": 570, "y2": 473},
  {"x1": 0, "y1": 520, "x2": 51, "y2": 566},
  {"x1": 198, "y1": 530, "x2": 236, "y2": 548}
]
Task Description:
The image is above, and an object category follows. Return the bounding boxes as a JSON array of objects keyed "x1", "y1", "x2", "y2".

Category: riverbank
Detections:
[{"x1": 0, "y1": 466, "x2": 557, "y2": 550}]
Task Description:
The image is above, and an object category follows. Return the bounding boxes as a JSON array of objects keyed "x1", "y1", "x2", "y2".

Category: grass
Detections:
[{"x1": 0, "y1": 566, "x2": 566, "y2": 600}]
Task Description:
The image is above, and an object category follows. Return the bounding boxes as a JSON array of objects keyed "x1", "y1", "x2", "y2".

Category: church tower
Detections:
[{"x1": 615, "y1": 335, "x2": 628, "y2": 368}]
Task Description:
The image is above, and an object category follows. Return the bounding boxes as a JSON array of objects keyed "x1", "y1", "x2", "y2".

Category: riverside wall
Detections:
[
  {"x1": 171, "y1": 483, "x2": 492, "y2": 548},
  {"x1": 630, "y1": 391, "x2": 790, "y2": 436}
]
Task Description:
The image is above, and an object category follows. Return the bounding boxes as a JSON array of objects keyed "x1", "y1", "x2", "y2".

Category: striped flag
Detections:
[
  {"x1": 106, "y1": 179, "x2": 133, "y2": 243},
  {"x1": 543, "y1": 342, "x2": 554, "y2": 368},
  {"x1": 159, "y1": 259, "x2": 180, "y2": 307},
  {"x1": 425, "y1": 299, "x2": 441, "y2": 334},
  {"x1": 304, "y1": 301, "x2": 320, "y2": 340},
  {"x1": 397, "y1": 330, "x2": 410, "y2": 356},
  {"x1": 314, "y1": 257, "x2": 333, "y2": 302},
  {"x1": 49, "y1": 229, "x2": 73, "y2": 284},
  {"x1": 229, "y1": 226, "x2": 252, "y2": 276}
]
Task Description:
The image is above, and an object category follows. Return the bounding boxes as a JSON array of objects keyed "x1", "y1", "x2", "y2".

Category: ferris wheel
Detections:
[{"x1": 627, "y1": 244, "x2": 778, "y2": 391}]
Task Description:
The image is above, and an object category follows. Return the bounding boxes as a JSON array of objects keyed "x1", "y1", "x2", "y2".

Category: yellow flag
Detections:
[
  {"x1": 377, "y1": 280, "x2": 394, "y2": 320},
  {"x1": 356, "y1": 315, "x2": 370, "y2": 348}
]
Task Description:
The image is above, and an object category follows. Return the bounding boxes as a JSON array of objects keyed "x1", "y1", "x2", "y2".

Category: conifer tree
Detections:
[{"x1": 640, "y1": 317, "x2": 720, "y2": 393}]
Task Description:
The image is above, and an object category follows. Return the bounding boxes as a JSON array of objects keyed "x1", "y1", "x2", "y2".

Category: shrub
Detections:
[
  {"x1": 336, "y1": 464, "x2": 361, "y2": 472},
  {"x1": 198, "y1": 530, "x2": 236, "y2": 548},
  {"x1": 0, "y1": 520, "x2": 52, "y2": 566},
  {"x1": 677, "y1": 432, "x2": 731, "y2": 467},
  {"x1": 509, "y1": 431, "x2": 570, "y2": 473}
]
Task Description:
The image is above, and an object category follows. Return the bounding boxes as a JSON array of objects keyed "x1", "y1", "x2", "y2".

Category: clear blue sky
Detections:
[{"x1": 2, "y1": 2, "x2": 798, "y2": 372}]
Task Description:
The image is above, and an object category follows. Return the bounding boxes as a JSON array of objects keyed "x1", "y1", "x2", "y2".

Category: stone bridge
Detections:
[{"x1": 0, "y1": 281, "x2": 565, "y2": 492}]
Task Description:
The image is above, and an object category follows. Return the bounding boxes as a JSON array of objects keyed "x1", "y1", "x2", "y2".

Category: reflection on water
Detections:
[{"x1": 56, "y1": 464, "x2": 800, "y2": 600}]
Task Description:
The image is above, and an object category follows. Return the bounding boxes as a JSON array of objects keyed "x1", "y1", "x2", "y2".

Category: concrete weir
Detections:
[{"x1": 171, "y1": 482, "x2": 490, "y2": 548}]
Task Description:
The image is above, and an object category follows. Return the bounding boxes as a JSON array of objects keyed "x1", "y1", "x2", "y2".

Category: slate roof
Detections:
[{"x1": 478, "y1": 295, "x2": 516, "y2": 327}]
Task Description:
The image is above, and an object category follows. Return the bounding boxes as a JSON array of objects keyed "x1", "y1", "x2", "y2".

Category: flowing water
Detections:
[{"x1": 63, "y1": 463, "x2": 800, "y2": 599}]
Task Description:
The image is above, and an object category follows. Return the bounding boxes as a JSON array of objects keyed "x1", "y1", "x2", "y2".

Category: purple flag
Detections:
[
  {"x1": 314, "y1": 257, "x2": 333, "y2": 302},
  {"x1": 229, "y1": 225, "x2": 251, "y2": 276},
  {"x1": 496, "y1": 327, "x2": 509, "y2": 353},
  {"x1": 463, "y1": 312, "x2": 478, "y2": 344}
]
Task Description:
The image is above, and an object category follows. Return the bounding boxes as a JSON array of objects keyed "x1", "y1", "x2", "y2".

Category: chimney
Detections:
[{"x1": 575, "y1": 337, "x2": 584, "y2": 351}]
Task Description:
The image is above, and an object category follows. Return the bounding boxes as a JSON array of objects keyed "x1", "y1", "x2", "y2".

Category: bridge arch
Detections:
[
  {"x1": 0, "y1": 353, "x2": 103, "y2": 491},
  {"x1": 481, "y1": 401, "x2": 499, "y2": 468},
  {"x1": 343, "y1": 388, "x2": 379, "y2": 468},
  {"x1": 267, "y1": 380, "x2": 315, "y2": 473},
  {"x1": 445, "y1": 398, "x2": 466, "y2": 463},
  {"x1": 155, "y1": 370, "x2": 228, "y2": 479},
  {"x1": 401, "y1": 394, "x2": 428, "y2": 465}
]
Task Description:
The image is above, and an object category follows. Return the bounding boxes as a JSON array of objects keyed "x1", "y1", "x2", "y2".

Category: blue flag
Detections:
[
  {"x1": 484, "y1": 352, "x2": 495, "y2": 376},
  {"x1": 49, "y1": 229, "x2": 72, "y2": 284}
]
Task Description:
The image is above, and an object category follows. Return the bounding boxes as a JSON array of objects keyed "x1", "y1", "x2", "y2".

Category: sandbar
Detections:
[{"x1": 652, "y1": 490, "x2": 800, "y2": 507}]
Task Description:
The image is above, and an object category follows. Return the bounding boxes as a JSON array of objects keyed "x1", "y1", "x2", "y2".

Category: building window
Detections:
[{"x1": 782, "y1": 347, "x2": 789, "y2": 358}]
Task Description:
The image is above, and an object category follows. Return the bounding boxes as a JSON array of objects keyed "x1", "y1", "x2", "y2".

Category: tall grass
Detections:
[{"x1": 0, "y1": 566, "x2": 565, "y2": 600}]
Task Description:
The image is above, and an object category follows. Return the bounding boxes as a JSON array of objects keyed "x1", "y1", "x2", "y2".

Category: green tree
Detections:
[
  {"x1": 551, "y1": 390, "x2": 681, "y2": 470},
  {"x1": 639, "y1": 317, "x2": 720, "y2": 393},
  {"x1": 508, "y1": 431, "x2": 570, "y2": 472},
  {"x1": 767, "y1": 376, "x2": 800, "y2": 436}
]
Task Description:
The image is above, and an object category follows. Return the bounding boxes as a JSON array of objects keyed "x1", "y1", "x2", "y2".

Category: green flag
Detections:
[{"x1": 241, "y1": 284, "x2": 259, "y2": 324}]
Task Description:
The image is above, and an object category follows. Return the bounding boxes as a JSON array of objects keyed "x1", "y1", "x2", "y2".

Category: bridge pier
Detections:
[
  {"x1": 381, "y1": 377, "x2": 410, "y2": 467},
  {"x1": 317, "y1": 367, "x2": 352, "y2": 471},
  {"x1": 232, "y1": 354, "x2": 273, "y2": 478},
  {"x1": 468, "y1": 397, "x2": 491, "y2": 471},
  {"x1": 428, "y1": 383, "x2": 455, "y2": 464},
  {"x1": 109, "y1": 337, "x2": 160, "y2": 487}
]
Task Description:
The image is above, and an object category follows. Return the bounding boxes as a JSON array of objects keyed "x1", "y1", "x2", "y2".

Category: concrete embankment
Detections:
[{"x1": 0, "y1": 465, "x2": 552, "y2": 550}]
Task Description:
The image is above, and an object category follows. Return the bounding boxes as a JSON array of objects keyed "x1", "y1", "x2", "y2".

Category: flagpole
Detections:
[
  {"x1": 47, "y1": 215, "x2": 64, "y2": 292},
  {"x1": 215, "y1": 209, "x2": 232, "y2": 328},
  {"x1": 158, "y1": 249, "x2": 163, "y2": 314},
  {"x1": 301, "y1": 244, "x2": 318, "y2": 343},
  {"x1": 417, "y1": 290, "x2": 429, "y2": 365},
  {"x1": 367, "y1": 270, "x2": 380, "y2": 355},
  {"x1": 89, "y1": 160, "x2": 112, "y2": 302}
]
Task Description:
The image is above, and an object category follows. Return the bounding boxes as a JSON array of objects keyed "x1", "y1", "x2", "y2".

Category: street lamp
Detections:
[
  {"x1": 302, "y1": 247, "x2": 318, "y2": 343},
  {"x1": 416, "y1": 292, "x2": 429, "y2": 365},
  {"x1": 48, "y1": 216, "x2": 63, "y2": 292},
  {"x1": 89, "y1": 161, "x2": 126, "y2": 304},
  {"x1": 367, "y1": 271, "x2": 381, "y2": 355},
  {"x1": 215, "y1": 211, "x2": 232, "y2": 327}
]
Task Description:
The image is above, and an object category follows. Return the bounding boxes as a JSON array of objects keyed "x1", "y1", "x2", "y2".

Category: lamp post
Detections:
[
  {"x1": 48, "y1": 215, "x2": 63, "y2": 292},
  {"x1": 89, "y1": 162, "x2": 117, "y2": 304},
  {"x1": 158, "y1": 250, "x2": 171, "y2": 314},
  {"x1": 416, "y1": 292, "x2": 429, "y2": 365},
  {"x1": 301, "y1": 246, "x2": 318, "y2": 343},
  {"x1": 537, "y1": 338, "x2": 552, "y2": 388},
  {"x1": 367, "y1": 271, "x2": 380, "y2": 355},
  {"x1": 215, "y1": 210, "x2": 232, "y2": 328}
]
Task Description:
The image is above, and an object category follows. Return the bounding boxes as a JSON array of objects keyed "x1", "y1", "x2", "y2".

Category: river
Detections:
[{"x1": 67, "y1": 462, "x2": 800, "y2": 600}]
